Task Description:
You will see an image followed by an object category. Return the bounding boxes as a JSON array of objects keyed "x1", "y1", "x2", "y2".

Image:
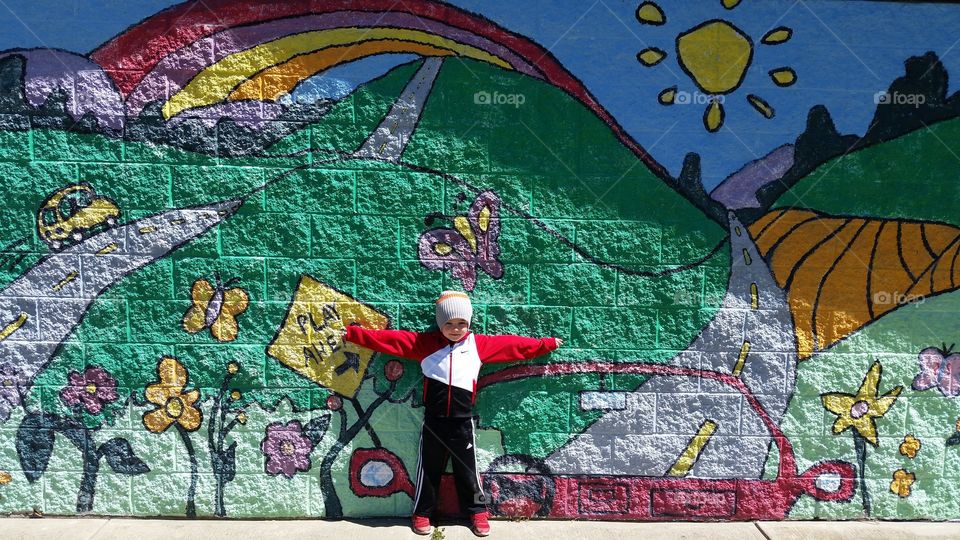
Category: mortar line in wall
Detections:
[
  {"x1": 261, "y1": 257, "x2": 268, "y2": 308},
  {"x1": 653, "y1": 309, "x2": 660, "y2": 350},
  {"x1": 305, "y1": 213, "x2": 312, "y2": 260},
  {"x1": 352, "y1": 170, "x2": 358, "y2": 214},
  {"x1": 124, "y1": 297, "x2": 132, "y2": 344},
  {"x1": 395, "y1": 215, "x2": 401, "y2": 262},
  {"x1": 351, "y1": 258, "x2": 358, "y2": 297}
]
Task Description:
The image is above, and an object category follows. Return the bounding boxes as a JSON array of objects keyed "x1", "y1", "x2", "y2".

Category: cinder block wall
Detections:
[{"x1": 0, "y1": 0, "x2": 959, "y2": 521}]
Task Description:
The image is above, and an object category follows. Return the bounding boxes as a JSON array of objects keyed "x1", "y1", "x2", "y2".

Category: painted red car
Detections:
[{"x1": 350, "y1": 362, "x2": 855, "y2": 520}]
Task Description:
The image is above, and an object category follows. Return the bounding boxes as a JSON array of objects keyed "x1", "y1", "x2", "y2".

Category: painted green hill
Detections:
[{"x1": 773, "y1": 116, "x2": 960, "y2": 226}]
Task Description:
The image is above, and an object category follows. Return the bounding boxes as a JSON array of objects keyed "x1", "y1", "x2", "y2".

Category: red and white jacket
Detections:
[{"x1": 345, "y1": 326, "x2": 558, "y2": 417}]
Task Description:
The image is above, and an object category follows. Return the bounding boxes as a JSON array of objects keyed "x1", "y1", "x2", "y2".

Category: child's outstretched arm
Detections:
[
  {"x1": 344, "y1": 326, "x2": 433, "y2": 360},
  {"x1": 474, "y1": 334, "x2": 563, "y2": 364}
]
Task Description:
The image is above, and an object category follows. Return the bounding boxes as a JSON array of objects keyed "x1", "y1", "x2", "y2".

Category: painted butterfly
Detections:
[
  {"x1": 912, "y1": 343, "x2": 960, "y2": 398},
  {"x1": 182, "y1": 274, "x2": 250, "y2": 343},
  {"x1": 417, "y1": 190, "x2": 504, "y2": 291}
]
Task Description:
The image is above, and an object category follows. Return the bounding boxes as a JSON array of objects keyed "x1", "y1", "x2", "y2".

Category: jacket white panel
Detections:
[{"x1": 420, "y1": 333, "x2": 482, "y2": 391}]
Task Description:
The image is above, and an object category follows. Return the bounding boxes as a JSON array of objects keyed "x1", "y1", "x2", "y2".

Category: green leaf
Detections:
[
  {"x1": 99, "y1": 438, "x2": 150, "y2": 475},
  {"x1": 16, "y1": 413, "x2": 55, "y2": 483}
]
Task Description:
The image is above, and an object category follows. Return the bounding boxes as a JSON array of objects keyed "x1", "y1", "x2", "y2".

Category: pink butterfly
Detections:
[
  {"x1": 417, "y1": 190, "x2": 504, "y2": 291},
  {"x1": 912, "y1": 344, "x2": 960, "y2": 398}
]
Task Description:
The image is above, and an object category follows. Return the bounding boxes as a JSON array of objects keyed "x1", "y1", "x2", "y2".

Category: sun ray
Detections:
[
  {"x1": 658, "y1": 86, "x2": 677, "y2": 105},
  {"x1": 704, "y1": 99, "x2": 725, "y2": 132},
  {"x1": 637, "y1": 47, "x2": 667, "y2": 66},
  {"x1": 747, "y1": 94, "x2": 775, "y2": 118},
  {"x1": 636, "y1": 2, "x2": 666, "y2": 25},
  {"x1": 762, "y1": 27, "x2": 793, "y2": 44},
  {"x1": 769, "y1": 67, "x2": 797, "y2": 87}
]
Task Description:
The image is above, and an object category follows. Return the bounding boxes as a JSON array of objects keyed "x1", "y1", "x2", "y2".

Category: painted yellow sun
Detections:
[{"x1": 635, "y1": 1, "x2": 796, "y2": 132}]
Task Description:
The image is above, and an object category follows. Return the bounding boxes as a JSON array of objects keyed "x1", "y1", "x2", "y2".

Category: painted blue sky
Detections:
[{"x1": 1, "y1": 0, "x2": 959, "y2": 188}]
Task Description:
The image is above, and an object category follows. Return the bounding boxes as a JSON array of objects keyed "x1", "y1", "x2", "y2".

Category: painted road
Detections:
[
  {"x1": 0, "y1": 199, "x2": 242, "y2": 422},
  {"x1": 546, "y1": 212, "x2": 797, "y2": 479},
  {"x1": 353, "y1": 57, "x2": 444, "y2": 161}
]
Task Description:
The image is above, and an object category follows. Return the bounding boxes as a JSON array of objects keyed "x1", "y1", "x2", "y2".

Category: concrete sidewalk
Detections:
[{"x1": 2, "y1": 518, "x2": 959, "y2": 540}]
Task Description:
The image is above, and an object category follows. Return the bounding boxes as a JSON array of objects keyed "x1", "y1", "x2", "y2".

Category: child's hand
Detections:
[{"x1": 555, "y1": 338, "x2": 563, "y2": 347}]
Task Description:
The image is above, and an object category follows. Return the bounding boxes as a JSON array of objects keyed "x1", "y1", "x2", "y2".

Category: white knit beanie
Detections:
[{"x1": 435, "y1": 290, "x2": 473, "y2": 327}]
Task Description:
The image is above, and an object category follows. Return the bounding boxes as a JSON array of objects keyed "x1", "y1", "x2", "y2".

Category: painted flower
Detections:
[
  {"x1": 384, "y1": 360, "x2": 404, "y2": 382},
  {"x1": 0, "y1": 363, "x2": 26, "y2": 423},
  {"x1": 59, "y1": 366, "x2": 118, "y2": 414},
  {"x1": 890, "y1": 468, "x2": 915, "y2": 497},
  {"x1": 327, "y1": 395, "x2": 342, "y2": 411},
  {"x1": 821, "y1": 361, "x2": 903, "y2": 446},
  {"x1": 143, "y1": 357, "x2": 202, "y2": 433},
  {"x1": 0, "y1": 470, "x2": 11, "y2": 485},
  {"x1": 912, "y1": 345, "x2": 960, "y2": 398},
  {"x1": 899, "y1": 434, "x2": 921, "y2": 458},
  {"x1": 261, "y1": 420, "x2": 314, "y2": 478}
]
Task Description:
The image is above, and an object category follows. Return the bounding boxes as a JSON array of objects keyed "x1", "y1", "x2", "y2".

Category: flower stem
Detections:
[
  {"x1": 177, "y1": 423, "x2": 198, "y2": 518},
  {"x1": 853, "y1": 432, "x2": 871, "y2": 516}
]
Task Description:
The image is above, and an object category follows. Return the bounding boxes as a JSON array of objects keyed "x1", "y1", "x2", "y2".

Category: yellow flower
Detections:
[
  {"x1": 227, "y1": 362, "x2": 239, "y2": 375},
  {"x1": 143, "y1": 357, "x2": 202, "y2": 433},
  {"x1": 236, "y1": 412, "x2": 248, "y2": 425},
  {"x1": 0, "y1": 470, "x2": 12, "y2": 485},
  {"x1": 899, "y1": 434, "x2": 921, "y2": 458},
  {"x1": 230, "y1": 390, "x2": 241, "y2": 401},
  {"x1": 890, "y1": 469, "x2": 915, "y2": 497},
  {"x1": 821, "y1": 361, "x2": 902, "y2": 446}
]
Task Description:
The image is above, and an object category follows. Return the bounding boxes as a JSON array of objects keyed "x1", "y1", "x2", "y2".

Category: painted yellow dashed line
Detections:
[
  {"x1": 732, "y1": 341, "x2": 751, "y2": 377},
  {"x1": 138, "y1": 225, "x2": 157, "y2": 235},
  {"x1": 0, "y1": 313, "x2": 27, "y2": 342},
  {"x1": 735, "y1": 225, "x2": 742, "y2": 237},
  {"x1": 742, "y1": 248, "x2": 752, "y2": 265},
  {"x1": 750, "y1": 283, "x2": 759, "y2": 310},
  {"x1": 52, "y1": 271, "x2": 78, "y2": 292},
  {"x1": 170, "y1": 218, "x2": 186, "y2": 225},
  {"x1": 96, "y1": 243, "x2": 118, "y2": 256},
  {"x1": 667, "y1": 420, "x2": 718, "y2": 477},
  {"x1": 378, "y1": 142, "x2": 387, "y2": 154}
]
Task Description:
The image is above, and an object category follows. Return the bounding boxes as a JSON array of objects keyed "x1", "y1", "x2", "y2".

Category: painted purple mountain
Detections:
[
  {"x1": 710, "y1": 144, "x2": 795, "y2": 210},
  {"x1": 0, "y1": 49, "x2": 124, "y2": 131}
]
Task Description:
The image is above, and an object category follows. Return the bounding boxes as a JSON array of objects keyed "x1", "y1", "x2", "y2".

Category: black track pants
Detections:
[{"x1": 412, "y1": 415, "x2": 486, "y2": 517}]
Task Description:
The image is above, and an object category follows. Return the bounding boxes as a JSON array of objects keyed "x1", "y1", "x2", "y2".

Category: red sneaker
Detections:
[
  {"x1": 470, "y1": 511, "x2": 491, "y2": 537},
  {"x1": 411, "y1": 515, "x2": 432, "y2": 535}
]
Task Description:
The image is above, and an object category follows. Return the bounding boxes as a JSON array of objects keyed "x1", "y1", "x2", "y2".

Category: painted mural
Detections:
[{"x1": 0, "y1": 0, "x2": 958, "y2": 522}]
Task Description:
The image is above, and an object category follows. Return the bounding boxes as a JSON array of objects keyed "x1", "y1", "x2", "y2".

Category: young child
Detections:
[{"x1": 343, "y1": 291, "x2": 562, "y2": 536}]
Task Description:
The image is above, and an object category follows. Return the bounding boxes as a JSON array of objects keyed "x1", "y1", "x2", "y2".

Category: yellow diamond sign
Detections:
[{"x1": 267, "y1": 275, "x2": 389, "y2": 397}]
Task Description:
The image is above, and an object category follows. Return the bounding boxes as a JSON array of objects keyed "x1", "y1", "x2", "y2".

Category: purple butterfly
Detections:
[
  {"x1": 418, "y1": 190, "x2": 504, "y2": 291},
  {"x1": 912, "y1": 344, "x2": 960, "y2": 398}
]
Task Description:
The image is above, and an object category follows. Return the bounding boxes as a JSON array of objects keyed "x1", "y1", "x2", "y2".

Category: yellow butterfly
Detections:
[{"x1": 182, "y1": 275, "x2": 249, "y2": 342}]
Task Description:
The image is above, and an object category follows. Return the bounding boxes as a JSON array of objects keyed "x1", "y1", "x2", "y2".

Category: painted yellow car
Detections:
[{"x1": 37, "y1": 184, "x2": 120, "y2": 250}]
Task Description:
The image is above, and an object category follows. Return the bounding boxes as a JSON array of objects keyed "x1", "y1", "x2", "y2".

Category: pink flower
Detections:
[
  {"x1": 59, "y1": 366, "x2": 118, "y2": 414},
  {"x1": 261, "y1": 420, "x2": 314, "y2": 478}
]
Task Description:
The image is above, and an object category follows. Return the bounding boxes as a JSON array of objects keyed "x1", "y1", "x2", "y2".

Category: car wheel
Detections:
[
  {"x1": 50, "y1": 241, "x2": 61, "y2": 250},
  {"x1": 106, "y1": 217, "x2": 116, "y2": 226},
  {"x1": 483, "y1": 454, "x2": 555, "y2": 518}
]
